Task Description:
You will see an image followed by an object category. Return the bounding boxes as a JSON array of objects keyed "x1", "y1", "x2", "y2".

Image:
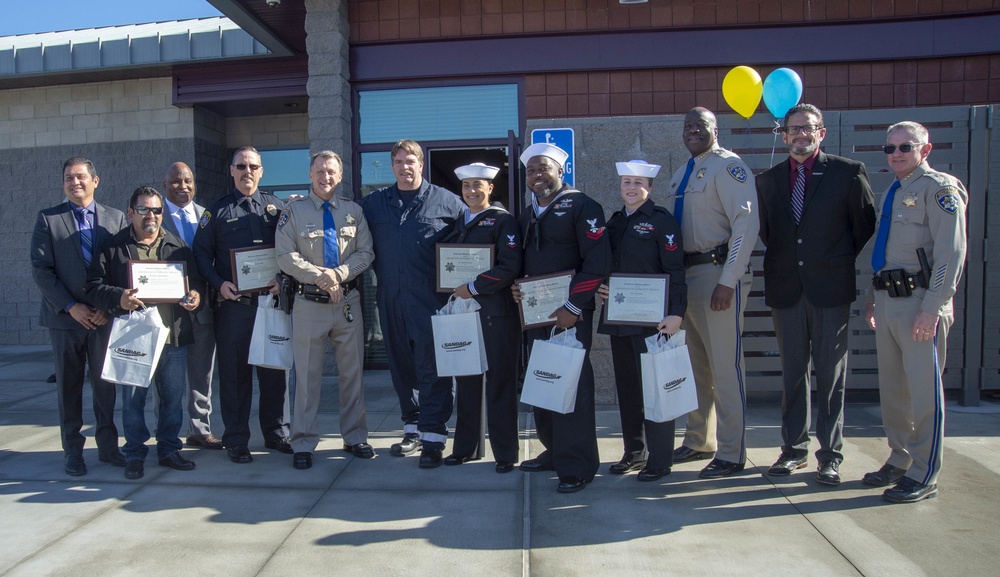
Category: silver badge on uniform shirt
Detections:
[
  {"x1": 266, "y1": 204, "x2": 278, "y2": 216},
  {"x1": 346, "y1": 214, "x2": 356, "y2": 225},
  {"x1": 697, "y1": 168, "x2": 706, "y2": 179}
]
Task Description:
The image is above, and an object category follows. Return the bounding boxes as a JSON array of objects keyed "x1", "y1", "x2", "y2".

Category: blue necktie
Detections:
[
  {"x1": 75, "y1": 208, "x2": 93, "y2": 266},
  {"x1": 322, "y1": 202, "x2": 339, "y2": 268},
  {"x1": 871, "y1": 180, "x2": 901, "y2": 273},
  {"x1": 181, "y1": 212, "x2": 197, "y2": 245},
  {"x1": 673, "y1": 157, "x2": 696, "y2": 225}
]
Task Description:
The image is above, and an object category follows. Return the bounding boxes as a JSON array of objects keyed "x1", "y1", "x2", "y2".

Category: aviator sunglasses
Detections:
[
  {"x1": 132, "y1": 206, "x2": 163, "y2": 215},
  {"x1": 883, "y1": 143, "x2": 925, "y2": 154}
]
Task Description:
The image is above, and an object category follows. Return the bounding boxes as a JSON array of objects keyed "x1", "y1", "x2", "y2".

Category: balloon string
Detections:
[
  {"x1": 769, "y1": 120, "x2": 780, "y2": 168},
  {"x1": 744, "y1": 119, "x2": 755, "y2": 170}
]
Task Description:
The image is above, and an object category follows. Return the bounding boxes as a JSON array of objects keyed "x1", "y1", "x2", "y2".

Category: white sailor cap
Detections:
[
  {"x1": 454, "y1": 162, "x2": 500, "y2": 181},
  {"x1": 519, "y1": 143, "x2": 569, "y2": 167},
  {"x1": 616, "y1": 159, "x2": 661, "y2": 178}
]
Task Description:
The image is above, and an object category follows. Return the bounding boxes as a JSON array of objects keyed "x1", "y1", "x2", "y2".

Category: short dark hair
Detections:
[
  {"x1": 783, "y1": 103, "x2": 824, "y2": 128},
  {"x1": 129, "y1": 186, "x2": 163, "y2": 209},
  {"x1": 63, "y1": 157, "x2": 97, "y2": 177},
  {"x1": 231, "y1": 146, "x2": 260, "y2": 165}
]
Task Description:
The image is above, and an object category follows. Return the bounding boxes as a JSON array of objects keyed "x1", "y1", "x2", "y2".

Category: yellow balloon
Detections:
[{"x1": 722, "y1": 66, "x2": 763, "y2": 119}]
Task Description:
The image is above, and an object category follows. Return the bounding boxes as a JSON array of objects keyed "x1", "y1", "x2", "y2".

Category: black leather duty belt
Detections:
[
  {"x1": 872, "y1": 269, "x2": 927, "y2": 298},
  {"x1": 684, "y1": 244, "x2": 729, "y2": 268},
  {"x1": 297, "y1": 278, "x2": 359, "y2": 303}
]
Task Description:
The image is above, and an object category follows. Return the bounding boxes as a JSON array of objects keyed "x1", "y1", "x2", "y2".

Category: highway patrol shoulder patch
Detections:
[
  {"x1": 727, "y1": 162, "x2": 748, "y2": 183},
  {"x1": 198, "y1": 211, "x2": 211, "y2": 228},
  {"x1": 277, "y1": 211, "x2": 290, "y2": 229},
  {"x1": 935, "y1": 187, "x2": 960, "y2": 214}
]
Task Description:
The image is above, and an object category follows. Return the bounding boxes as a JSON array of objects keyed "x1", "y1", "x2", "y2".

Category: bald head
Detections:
[
  {"x1": 164, "y1": 162, "x2": 195, "y2": 207},
  {"x1": 683, "y1": 107, "x2": 718, "y2": 157}
]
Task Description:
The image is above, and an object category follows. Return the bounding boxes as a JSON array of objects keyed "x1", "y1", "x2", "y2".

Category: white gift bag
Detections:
[
  {"x1": 640, "y1": 330, "x2": 698, "y2": 422},
  {"x1": 432, "y1": 296, "x2": 488, "y2": 377},
  {"x1": 520, "y1": 327, "x2": 585, "y2": 414},
  {"x1": 248, "y1": 295, "x2": 293, "y2": 370},
  {"x1": 101, "y1": 307, "x2": 168, "y2": 388}
]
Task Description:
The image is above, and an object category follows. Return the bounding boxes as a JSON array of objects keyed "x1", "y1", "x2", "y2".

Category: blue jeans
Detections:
[{"x1": 122, "y1": 344, "x2": 187, "y2": 461}]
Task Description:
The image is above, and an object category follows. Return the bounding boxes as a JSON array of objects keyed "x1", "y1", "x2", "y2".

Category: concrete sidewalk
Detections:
[{"x1": 1, "y1": 344, "x2": 998, "y2": 577}]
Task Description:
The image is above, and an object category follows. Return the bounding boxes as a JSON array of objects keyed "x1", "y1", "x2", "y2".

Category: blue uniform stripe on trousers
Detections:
[
  {"x1": 732, "y1": 279, "x2": 747, "y2": 459},
  {"x1": 924, "y1": 333, "x2": 944, "y2": 486}
]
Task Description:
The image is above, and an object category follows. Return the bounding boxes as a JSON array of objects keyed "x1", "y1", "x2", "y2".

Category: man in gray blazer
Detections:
[
  {"x1": 161, "y1": 162, "x2": 222, "y2": 450},
  {"x1": 31, "y1": 157, "x2": 129, "y2": 476}
]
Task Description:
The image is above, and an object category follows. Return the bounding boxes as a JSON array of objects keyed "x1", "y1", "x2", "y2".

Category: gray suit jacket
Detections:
[
  {"x1": 162, "y1": 200, "x2": 213, "y2": 324},
  {"x1": 31, "y1": 201, "x2": 128, "y2": 330}
]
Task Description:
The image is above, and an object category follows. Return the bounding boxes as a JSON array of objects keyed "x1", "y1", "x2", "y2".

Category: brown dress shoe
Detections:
[{"x1": 186, "y1": 434, "x2": 224, "y2": 450}]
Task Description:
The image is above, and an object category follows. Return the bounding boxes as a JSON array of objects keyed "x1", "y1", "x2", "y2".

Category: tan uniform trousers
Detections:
[
  {"x1": 680, "y1": 262, "x2": 752, "y2": 463},
  {"x1": 874, "y1": 288, "x2": 950, "y2": 487},
  {"x1": 290, "y1": 290, "x2": 367, "y2": 454}
]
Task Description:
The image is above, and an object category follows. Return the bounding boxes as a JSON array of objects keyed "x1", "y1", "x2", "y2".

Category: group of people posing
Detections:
[{"x1": 31, "y1": 103, "x2": 966, "y2": 505}]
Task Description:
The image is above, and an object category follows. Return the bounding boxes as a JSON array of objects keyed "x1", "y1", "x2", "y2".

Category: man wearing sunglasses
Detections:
[
  {"x1": 193, "y1": 146, "x2": 292, "y2": 464},
  {"x1": 756, "y1": 104, "x2": 876, "y2": 487},
  {"x1": 86, "y1": 187, "x2": 204, "y2": 479},
  {"x1": 864, "y1": 121, "x2": 968, "y2": 504}
]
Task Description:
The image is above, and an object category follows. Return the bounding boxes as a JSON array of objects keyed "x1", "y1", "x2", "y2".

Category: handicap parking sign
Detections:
[{"x1": 530, "y1": 128, "x2": 575, "y2": 187}]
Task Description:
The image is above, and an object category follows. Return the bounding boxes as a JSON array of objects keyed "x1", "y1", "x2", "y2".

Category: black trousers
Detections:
[
  {"x1": 215, "y1": 300, "x2": 289, "y2": 448},
  {"x1": 610, "y1": 333, "x2": 676, "y2": 470},
  {"x1": 453, "y1": 312, "x2": 521, "y2": 463},
  {"x1": 50, "y1": 326, "x2": 119, "y2": 457},
  {"x1": 526, "y1": 310, "x2": 600, "y2": 482}
]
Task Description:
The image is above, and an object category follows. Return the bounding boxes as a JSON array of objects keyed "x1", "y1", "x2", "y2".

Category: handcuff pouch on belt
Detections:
[
  {"x1": 872, "y1": 269, "x2": 926, "y2": 298},
  {"x1": 684, "y1": 244, "x2": 729, "y2": 268}
]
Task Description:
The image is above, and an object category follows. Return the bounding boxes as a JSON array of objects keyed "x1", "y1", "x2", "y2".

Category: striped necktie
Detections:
[
  {"x1": 791, "y1": 163, "x2": 806, "y2": 224},
  {"x1": 74, "y1": 208, "x2": 94, "y2": 266}
]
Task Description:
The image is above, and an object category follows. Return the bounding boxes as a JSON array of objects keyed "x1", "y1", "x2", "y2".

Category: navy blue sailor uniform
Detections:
[
  {"x1": 519, "y1": 186, "x2": 612, "y2": 483},
  {"x1": 598, "y1": 199, "x2": 687, "y2": 471},
  {"x1": 192, "y1": 189, "x2": 290, "y2": 450},
  {"x1": 441, "y1": 202, "x2": 523, "y2": 464},
  {"x1": 361, "y1": 180, "x2": 466, "y2": 448}
]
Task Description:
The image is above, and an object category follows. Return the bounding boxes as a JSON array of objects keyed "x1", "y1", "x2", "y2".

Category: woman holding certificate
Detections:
[
  {"x1": 598, "y1": 160, "x2": 687, "y2": 482},
  {"x1": 441, "y1": 163, "x2": 523, "y2": 473}
]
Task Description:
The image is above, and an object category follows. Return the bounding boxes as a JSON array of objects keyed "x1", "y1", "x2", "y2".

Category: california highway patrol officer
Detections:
[
  {"x1": 663, "y1": 107, "x2": 759, "y2": 479},
  {"x1": 276, "y1": 151, "x2": 375, "y2": 470},
  {"x1": 515, "y1": 143, "x2": 612, "y2": 493},
  {"x1": 864, "y1": 121, "x2": 968, "y2": 504},
  {"x1": 598, "y1": 160, "x2": 686, "y2": 483},
  {"x1": 193, "y1": 146, "x2": 291, "y2": 464}
]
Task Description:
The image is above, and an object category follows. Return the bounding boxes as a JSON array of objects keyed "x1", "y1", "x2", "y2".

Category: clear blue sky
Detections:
[{"x1": 1, "y1": 0, "x2": 224, "y2": 36}]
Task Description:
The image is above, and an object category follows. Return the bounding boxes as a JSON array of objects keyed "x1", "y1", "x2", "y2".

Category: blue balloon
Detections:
[{"x1": 762, "y1": 68, "x2": 803, "y2": 119}]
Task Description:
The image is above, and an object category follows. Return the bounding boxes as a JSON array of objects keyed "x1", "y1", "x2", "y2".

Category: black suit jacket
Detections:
[
  {"x1": 31, "y1": 201, "x2": 128, "y2": 330},
  {"x1": 756, "y1": 152, "x2": 876, "y2": 309}
]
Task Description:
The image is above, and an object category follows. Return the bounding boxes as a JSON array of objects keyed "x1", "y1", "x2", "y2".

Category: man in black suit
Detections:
[
  {"x1": 30, "y1": 157, "x2": 129, "y2": 476},
  {"x1": 756, "y1": 104, "x2": 876, "y2": 486}
]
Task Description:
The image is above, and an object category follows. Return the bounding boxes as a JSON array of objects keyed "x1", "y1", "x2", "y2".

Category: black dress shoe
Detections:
[
  {"x1": 227, "y1": 445, "x2": 253, "y2": 464},
  {"x1": 495, "y1": 462, "x2": 515, "y2": 474},
  {"x1": 637, "y1": 466, "x2": 672, "y2": 482},
  {"x1": 124, "y1": 460, "x2": 144, "y2": 480},
  {"x1": 673, "y1": 446, "x2": 712, "y2": 463},
  {"x1": 98, "y1": 451, "x2": 127, "y2": 467},
  {"x1": 519, "y1": 458, "x2": 554, "y2": 472},
  {"x1": 186, "y1": 434, "x2": 224, "y2": 450},
  {"x1": 293, "y1": 452, "x2": 312, "y2": 470},
  {"x1": 264, "y1": 437, "x2": 294, "y2": 454},
  {"x1": 444, "y1": 454, "x2": 479, "y2": 466},
  {"x1": 557, "y1": 477, "x2": 588, "y2": 493},
  {"x1": 699, "y1": 458, "x2": 745, "y2": 479},
  {"x1": 418, "y1": 447, "x2": 443, "y2": 468},
  {"x1": 767, "y1": 452, "x2": 808, "y2": 476},
  {"x1": 816, "y1": 460, "x2": 841, "y2": 486},
  {"x1": 390, "y1": 433, "x2": 422, "y2": 456},
  {"x1": 883, "y1": 477, "x2": 938, "y2": 503},
  {"x1": 159, "y1": 453, "x2": 196, "y2": 471},
  {"x1": 343, "y1": 443, "x2": 376, "y2": 459},
  {"x1": 64, "y1": 455, "x2": 87, "y2": 477},
  {"x1": 863, "y1": 464, "x2": 907, "y2": 487},
  {"x1": 609, "y1": 454, "x2": 646, "y2": 475}
]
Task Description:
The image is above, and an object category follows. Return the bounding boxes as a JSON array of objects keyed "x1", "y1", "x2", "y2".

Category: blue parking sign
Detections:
[{"x1": 530, "y1": 128, "x2": 575, "y2": 187}]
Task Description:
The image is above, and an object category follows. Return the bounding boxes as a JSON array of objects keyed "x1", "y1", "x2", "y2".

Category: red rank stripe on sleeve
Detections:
[
  {"x1": 570, "y1": 278, "x2": 602, "y2": 294},
  {"x1": 481, "y1": 274, "x2": 500, "y2": 281},
  {"x1": 586, "y1": 228, "x2": 604, "y2": 240}
]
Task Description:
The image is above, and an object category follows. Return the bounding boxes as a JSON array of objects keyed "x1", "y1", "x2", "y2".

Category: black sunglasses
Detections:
[
  {"x1": 233, "y1": 163, "x2": 262, "y2": 171},
  {"x1": 883, "y1": 143, "x2": 924, "y2": 154},
  {"x1": 132, "y1": 206, "x2": 163, "y2": 215}
]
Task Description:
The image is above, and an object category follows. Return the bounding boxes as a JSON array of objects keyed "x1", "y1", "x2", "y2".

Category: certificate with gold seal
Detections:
[
  {"x1": 602, "y1": 273, "x2": 669, "y2": 326},
  {"x1": 436, "y1": 243, "x2": 495, "y2": 292},
  {"x1": 517, "y1": 270, "x2": 574, "y2": 329},
  {"x1": 128, "y1": 261, "x2": 189, "y2": 303},
  {"x1": 230, "y1": 245, "x2": 279, "y2": 293}
]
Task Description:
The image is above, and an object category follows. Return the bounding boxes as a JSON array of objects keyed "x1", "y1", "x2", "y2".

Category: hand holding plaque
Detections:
[
  {"x1": 516, "y1": 271, "x2": 573, "y2": 329},
  {"x1": 128, "y1": 260, "x2": 189, "y2": 304}
]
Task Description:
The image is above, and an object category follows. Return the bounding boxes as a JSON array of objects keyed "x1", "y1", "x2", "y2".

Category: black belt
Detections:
[
  {"x1": 872, "y1": 269, "x2": 927, "y2": 298},
  {"x1": 219, "y1": 291, "x2": 269, "y2": 306},
  {"x1": 684, "y1": 244, "x2": 729, "y2": 267},
  {"x1": 297, "y1": 278, "x2": 359, "y2": 303}
]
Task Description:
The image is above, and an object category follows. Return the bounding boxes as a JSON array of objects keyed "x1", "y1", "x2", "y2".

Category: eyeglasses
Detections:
[
  {"x1": 883, "y1": 143, "x2": 925, "y2": 154},
  {"x1": 132, "y1": 206, "x2": 163, "y2": 215},
  {"x1": 233, "y1": 163, "x2": 262, "y2": 171},
  {"x1": 783, "y1": 125, "x2": 823, "y2": 135}
]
